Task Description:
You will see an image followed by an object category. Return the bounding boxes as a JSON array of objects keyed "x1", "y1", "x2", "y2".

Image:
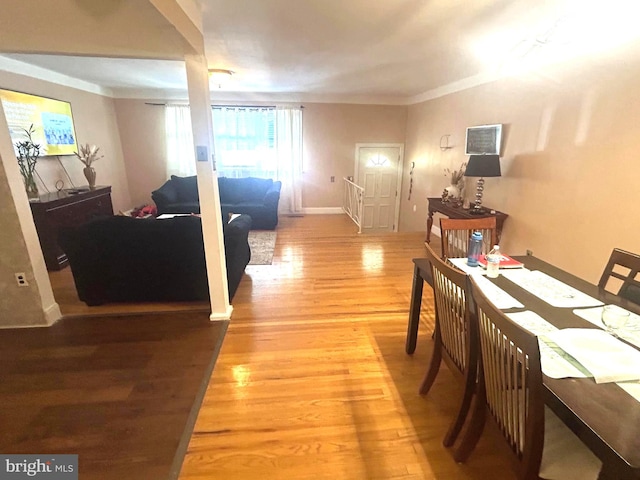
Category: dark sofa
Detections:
[
  {"x1": 58, "y1": 214, "x2": 252, "y2": 305},
  {"x1": 151, "y1": 175, "x2": 282, "y2": 230}
]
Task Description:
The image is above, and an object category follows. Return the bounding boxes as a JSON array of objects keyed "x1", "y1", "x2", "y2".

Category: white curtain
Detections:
[
  {"x1": 276, "y1": 106, "x2": 303, "y2": 214},
  {"x1": 165, "y1": 105, "x2": 196, "y2": 177},
  {"x1": 212, "y1": 106, "x2": 276, "y2": 178}
]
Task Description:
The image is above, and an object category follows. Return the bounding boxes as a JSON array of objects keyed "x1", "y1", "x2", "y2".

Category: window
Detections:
[
  {"x1": 165, "y1": 104, "x2": 196, "y2": 177},
  {"x1": 212, "y1": 106, "x2": 276, "y2": 178},
  {"x1": 366, "y1": 154, "x2": 390, "y2": 167}
]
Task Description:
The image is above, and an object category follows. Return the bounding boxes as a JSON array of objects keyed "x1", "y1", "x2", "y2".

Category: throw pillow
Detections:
[{"x1": 171, "y1": 175, "x2": 199, "y2": 202}]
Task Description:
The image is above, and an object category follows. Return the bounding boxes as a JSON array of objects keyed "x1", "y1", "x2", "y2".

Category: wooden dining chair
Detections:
[
  {"x1": 459, "y1": 276, "x2": 602, "y2": 480},
  {"x1": 598, "y1": 248, "x2": 640, "y2": 305},
  {"x1": 439, "y1": 217, "x2": 498, "y2": 259},
  {"x1": 420, "y1": 243, "x2": 478, "y2": 451}
]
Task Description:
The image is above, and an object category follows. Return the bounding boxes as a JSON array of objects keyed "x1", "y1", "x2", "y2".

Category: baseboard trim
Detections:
[
  {"x1": 209, "y1": 305, "x2": 233, "y2": 321},
  {"x1": 0, "y1": 302, "x2": 62, "y2": 329},
  {"x1": 44, "y1": 302, "x2": 62, "y2": 325},
  {"x1": 301, "y1": 207, "x2": 344, "y2": 215}
]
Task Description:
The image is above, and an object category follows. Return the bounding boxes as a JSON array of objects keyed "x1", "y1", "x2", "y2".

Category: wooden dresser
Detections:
[{"x1": 30, "y1": 186, "x2": 113, "y2": 270}]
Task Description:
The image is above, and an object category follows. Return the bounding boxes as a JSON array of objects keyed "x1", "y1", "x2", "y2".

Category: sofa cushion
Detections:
[
  {"x1": 237, "y1": 177, "x2": 273, "y2": 202},
  {"x1": 152, "y1": 176, "x2": 280, "y2": 229},
  {"x1": 171, "y1": 175, "x2": 199, "y2": 202},
  {"x1": 218, "y1": 177, "x2": 273, "y2": 204},
  {"x1": 164, "y1": 202, "x2": 200, "y2": 214},
  {"x1": 152, "y1": 179, "x2": 179, "y2": 204},
  {"x1": 59, "y1": 214, "x2": 252, "y2": 304},
  {"x1": 218, "y1": 177, "x2": 243, "y2": 205}
]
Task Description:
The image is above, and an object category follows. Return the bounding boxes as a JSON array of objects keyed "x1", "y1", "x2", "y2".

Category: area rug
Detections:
[{"x1": 248, "y1": 231, "x2": 277, "y2": 265}]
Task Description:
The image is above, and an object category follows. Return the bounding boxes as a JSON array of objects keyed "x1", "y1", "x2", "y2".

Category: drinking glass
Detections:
[{"x1": 601, "y1": 305, "x2": 630, "y2": 337}]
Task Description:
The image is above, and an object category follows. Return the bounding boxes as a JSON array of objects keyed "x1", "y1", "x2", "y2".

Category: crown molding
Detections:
[
  {"x1": 0, "y1": 55, "x2": 113, "y2": 97},
  {"x1": 0, "y1": 54, "x2": 501, "y2": 106},
  {"x1": 112, "y1": 87, "x2": 410, "y2": 105},
  {"x1": 406, "y1": 71, "x2": 499, "y2": 105}
]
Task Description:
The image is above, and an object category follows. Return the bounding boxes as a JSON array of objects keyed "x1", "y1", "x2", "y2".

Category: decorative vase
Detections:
[
  {"x1": 83, "y1": 166, "x2": 97, "y2": 190},
  {"x1": 444, "y1": 185, "x2": 460, "y2": 200},
  {"x1": 24, "y1": 174, "x2": 39, "y2": 199}
]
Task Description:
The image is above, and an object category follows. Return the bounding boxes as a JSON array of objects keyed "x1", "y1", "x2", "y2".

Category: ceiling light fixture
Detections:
[{"x1": 208, "y1": 68, "x2": 234, "y2": 89}]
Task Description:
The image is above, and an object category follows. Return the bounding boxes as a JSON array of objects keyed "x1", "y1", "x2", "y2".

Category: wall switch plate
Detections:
[
  {"x1": 196, "y1": 145, "x2": 208, "y2": 162},
  {"x1": 413, "y1": 204, "x2": 417, "y2": 212},
  {"x1": 330, "y1": 176, "x2": 335, "y2": 183}
]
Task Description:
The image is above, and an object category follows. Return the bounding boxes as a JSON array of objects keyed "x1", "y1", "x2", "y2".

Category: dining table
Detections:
[{"x1": 429, "y1": 255, "x2": 640, "y2": 479}]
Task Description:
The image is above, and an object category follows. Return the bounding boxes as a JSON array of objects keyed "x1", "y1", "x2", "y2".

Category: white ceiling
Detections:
[{"x1": 4, "y1": 0, "x2": 640, "y2": 104}]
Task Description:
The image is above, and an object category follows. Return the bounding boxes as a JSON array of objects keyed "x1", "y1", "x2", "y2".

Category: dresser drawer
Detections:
[
  {"x1": 47, "y1": 195, "x2": 112, "y2": 228},
  {"x1": 30, "y1": 186, "x2": 113, "y2": 270}
]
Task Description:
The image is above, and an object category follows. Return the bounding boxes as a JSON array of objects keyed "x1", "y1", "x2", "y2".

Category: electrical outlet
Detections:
[
  {"x1": 15, "y1": 272, "x2": 28, "y2": 287},
  {"x1": 413, "y1": 204, "x2": 417, "y2": 212},
  {"x1": 330, "y1": 176, "x2": 335, "y2": 183},
  {"x1": 526, "y1": 249, "x2": 533, "y2": 256}
]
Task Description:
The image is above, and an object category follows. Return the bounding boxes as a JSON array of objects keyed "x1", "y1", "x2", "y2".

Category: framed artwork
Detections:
[{"x1": 465, "y1": 124, "x2": 502, "y2": 155}]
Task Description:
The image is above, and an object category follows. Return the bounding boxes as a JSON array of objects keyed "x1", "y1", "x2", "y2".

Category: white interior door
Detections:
[{"x1": 356, "y1": 144, "x2": 403, "y2": 232}]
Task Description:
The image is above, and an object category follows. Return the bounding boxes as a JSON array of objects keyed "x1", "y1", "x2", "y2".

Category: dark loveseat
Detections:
[
  {"x1": 58, "y1": 214, "x2": 252, "y2": 305},
  {"x1": 151, "y1": 175, "x2": 282, "y2": 230}
]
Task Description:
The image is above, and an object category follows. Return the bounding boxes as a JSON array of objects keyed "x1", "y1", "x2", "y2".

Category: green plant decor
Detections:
[{"x1": 15, "y1": 124, "x2": 42, "y2": 199}]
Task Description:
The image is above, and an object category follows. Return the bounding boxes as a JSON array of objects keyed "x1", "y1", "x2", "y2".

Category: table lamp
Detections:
[{"x1": 464, "y1": 154, "x2": 501, "y2": 214}]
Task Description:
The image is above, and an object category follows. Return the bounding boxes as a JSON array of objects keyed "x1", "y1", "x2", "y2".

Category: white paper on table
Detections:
[
  {"x1": 545, "y1": 328, "x2": 640, "y2": 383},
  {"x1": 573, "y1": 306, "x2": 640, "y2": 350},
  {"x1": 501, "y1": 269, "x2": 604, "y2": 308},
  {"x1": 156, "y1": 213, "x2": 191, "y2": 219},
  {"x1": 617, "y1": 382, "x2": 640, "y2": 403},
  {"x1": 449, "y1": 258, "x2": 487, "y2": 276},
  {"x1": 472, "y1": 275, "x2": 524, "y2": 309},
  {"x1": 506, "y1": 311, "x2": 589, "y2": 379}
]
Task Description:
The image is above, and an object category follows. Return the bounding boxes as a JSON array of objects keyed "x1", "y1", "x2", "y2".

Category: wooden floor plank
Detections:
[
  {"x1": 0, "y1": 312, "x2": 227, "y2": 480},
  {"x1": 179, "y1": 215, "x2": 515, "y2": 480}
]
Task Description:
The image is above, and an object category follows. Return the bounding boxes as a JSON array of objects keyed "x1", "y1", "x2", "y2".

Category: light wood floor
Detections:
[{"x1": 178, "y1": 215, "x2": 515, "y2": 480}]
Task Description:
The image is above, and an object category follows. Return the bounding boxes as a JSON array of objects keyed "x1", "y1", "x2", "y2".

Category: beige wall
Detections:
[
  {"x1": 0, "y1": 71, "x2": 132, "y2": 212},
  {"x1": 0, "y1": 70, "x2": 131, "y2": 327},
  {"x1": 114, "y1": 99, "x2": 168, "y2": 208},
  {"x1": 400, "y1": 58, "x2": 640, "y2": 284},
  {"x1": 113, "y1": 100, "x2": 408, "y2": 209},
  {"x1": 302, "y1": 103, "x2": 407, "y2": 208}
]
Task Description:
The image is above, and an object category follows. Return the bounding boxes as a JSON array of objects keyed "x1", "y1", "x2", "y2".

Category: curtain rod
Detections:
[{"x1": 145, "y1": 102, "x2": 304, "y2": 109}]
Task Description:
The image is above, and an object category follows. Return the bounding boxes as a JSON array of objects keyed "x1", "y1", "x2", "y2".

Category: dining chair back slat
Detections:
[
  {"x1": 470, "y1": 276, "x2": 545, "y2": 478},
  {"x1": 598, "y1": 248, "x2": 640, "y2": 305},
  {"x1": 420, "y1": 244, "x2": 478, "y2": 452},
  {"x1": 440, "y1": 217, "x2": 498, "y2": 259},
  {"x1": 466, "y1": 276, "x2": 602, "y2": 480}
]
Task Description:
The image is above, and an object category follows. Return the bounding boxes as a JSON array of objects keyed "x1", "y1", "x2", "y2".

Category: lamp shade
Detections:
[{"x1": 464, "y1": 154, "x2": 501, "y2": 177}]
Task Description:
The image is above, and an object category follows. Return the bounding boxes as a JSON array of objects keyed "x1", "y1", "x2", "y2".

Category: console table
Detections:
[
  {"x1": 30, "y1": 186, "x2": 113, "y2": 270},
  {"x1": 426, "y1": 197, "x2": 508, "y2": 244}
]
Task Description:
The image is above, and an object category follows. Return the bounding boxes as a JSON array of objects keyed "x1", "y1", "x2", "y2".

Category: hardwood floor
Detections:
[
  {"x1": 0, "y1": 312, "x2": 227, "y2": 480},
  {"x1": 178, "y1": 215, "x2": 515, "y2": 480}
]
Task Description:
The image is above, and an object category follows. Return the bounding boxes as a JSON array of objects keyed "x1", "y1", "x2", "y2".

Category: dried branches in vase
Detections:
[
  {"x1": 75, "y1": 143, "x2": 103, "y2": 190},
  {"x1": 15, "y1": 124, "x2": 42, "y2": 199},
  {"x1": 442, "y1": 162, "x2": 467, "y2": 204}
]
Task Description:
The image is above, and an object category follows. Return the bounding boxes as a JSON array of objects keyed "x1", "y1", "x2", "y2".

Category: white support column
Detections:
[{"x1": 184, "y1": 54, "x2": 232, "y2": 321}]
